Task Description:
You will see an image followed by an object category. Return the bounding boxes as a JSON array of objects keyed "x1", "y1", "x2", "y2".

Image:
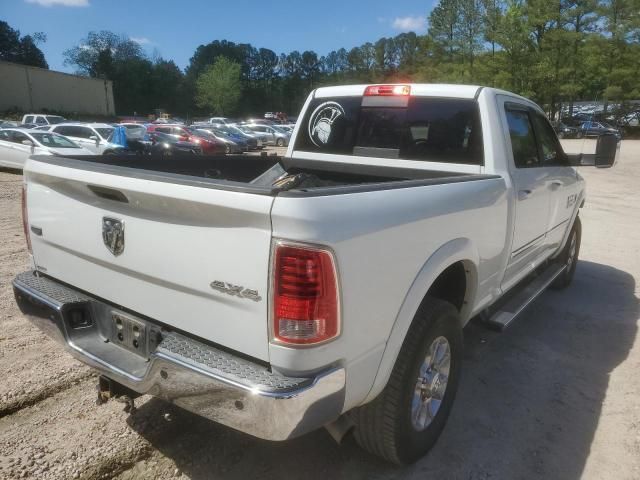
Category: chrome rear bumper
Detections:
[{"x1": 12, "y1": 271, "x2": 345, "y2": 440}]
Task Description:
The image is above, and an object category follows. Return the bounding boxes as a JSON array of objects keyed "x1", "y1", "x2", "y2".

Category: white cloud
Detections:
[
  {"x1": 392, "y1": 15, "x2": 427, "y2": 32},
  {"x1": 130, "y1": 37, "x2": 153, "y2": 46},
  {"x1": 25, "y1": 0, "x2": 89, "y2": 6}
]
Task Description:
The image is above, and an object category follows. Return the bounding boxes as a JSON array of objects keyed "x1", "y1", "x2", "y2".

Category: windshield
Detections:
[
  {"x1": 46, "y1": 116, "x2": 66, "y2": 125},
  {"x1": 191, "y1": 129, "x2": 216, "y2": 140},
  {"x1": 95, "y1": 128, "x2": 114, "y2": 140},
  {"x1": 228, "y1": 126, "x2": 245, "y2": 136},
  {"x1": 31, "y1": 132, "x2": 79, "y2": 148},
  {"x1": 294, "y1": 96, "x2": 484, "y2": 165},
  {"x1": 123, "y1": 125, "x2": 147, "y2": 139},
  {"x1": 237, "y1": 126, "x2": 254, "y2": 135},
  {"x1": 151, "y1": 132, "x2": 179, "y2": 143}
]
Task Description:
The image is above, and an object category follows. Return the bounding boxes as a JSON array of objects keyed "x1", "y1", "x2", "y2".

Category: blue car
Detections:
[{"x1": 579, "y1": 121, "x2": 621, "y2": 139}]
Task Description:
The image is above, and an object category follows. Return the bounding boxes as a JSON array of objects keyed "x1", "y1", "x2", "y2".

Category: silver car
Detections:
[
  {"x1": 243, "y1": 124, "x2": 290, "y2": 147},
  {"x1": 0, "y1": 128, "x2": 93, "y2": 169}
]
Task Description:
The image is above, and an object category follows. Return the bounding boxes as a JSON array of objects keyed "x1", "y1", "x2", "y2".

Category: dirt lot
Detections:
[{"x1": 1, "y1": 142, "x2": 639, "y2": 479}]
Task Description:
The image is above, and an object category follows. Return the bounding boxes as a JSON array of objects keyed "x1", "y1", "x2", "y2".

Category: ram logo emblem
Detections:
[{"x1": 102, "y1": 217, "x2": 125, "y2": 256}]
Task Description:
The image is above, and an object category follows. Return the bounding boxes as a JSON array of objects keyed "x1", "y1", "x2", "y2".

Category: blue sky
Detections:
[{"x1": 4, "y1": 0, "x2": 435, "y2": 73}]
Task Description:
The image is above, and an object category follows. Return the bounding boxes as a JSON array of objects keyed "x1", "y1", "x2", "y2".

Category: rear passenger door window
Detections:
[{"x1": 505, "y1": 108, "x2": 539, "y2": 168}]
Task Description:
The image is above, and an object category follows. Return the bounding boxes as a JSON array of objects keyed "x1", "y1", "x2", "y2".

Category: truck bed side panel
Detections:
[{"x1": 269, "y1": 177, "x2": 509, "y2": 409}]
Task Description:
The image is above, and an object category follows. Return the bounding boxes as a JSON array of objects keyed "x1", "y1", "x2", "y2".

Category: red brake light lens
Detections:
[
  {"x1": 273, "y1": 243, "x2": 340, "y2": 345},
  {"x1": 21, "y1": 184, "x2": 32, "y2": 254},
  {"x1": 364, "y1": 85, "x2": 411, "y2": 96}
]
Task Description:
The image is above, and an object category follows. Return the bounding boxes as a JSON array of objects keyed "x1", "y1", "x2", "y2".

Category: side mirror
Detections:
[
  {"x1": 21, "y1": 139, "x2": 35, "y2": 154},
  {"x1": 89, "y1": 135, "x2": 100, "y2": 146},
  {"x1": 594, "y1": 133, "x2": 619, "y2": 167},
  {"x1": 566, "y1": 133, "x2": 619, "y2": 168}
]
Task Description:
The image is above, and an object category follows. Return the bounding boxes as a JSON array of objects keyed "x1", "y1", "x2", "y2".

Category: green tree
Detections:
[
  {"x1": 63, "y1": 31, "x2": 144, "y2": 78},
  {"x1": 195, "y1": 57, "x2": 242, "y2": 115},
  {"x1": 0, "y1": 21, "x2": 48, "y2": 68}
]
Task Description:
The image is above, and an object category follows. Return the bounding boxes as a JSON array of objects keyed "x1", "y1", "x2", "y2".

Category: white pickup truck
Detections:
[{"x1": 13, "y1": 84, "x2": 617, "y2": 464}]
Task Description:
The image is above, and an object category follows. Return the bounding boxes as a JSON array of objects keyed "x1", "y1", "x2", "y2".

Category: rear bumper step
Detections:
[{"x1": 12, "y1": 270, "x2": 345, "y2": 440}]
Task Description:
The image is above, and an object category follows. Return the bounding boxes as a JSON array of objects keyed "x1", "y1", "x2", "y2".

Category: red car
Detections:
[{"x1": 146, "y1": 124, "x2": 224, "y2": 154}]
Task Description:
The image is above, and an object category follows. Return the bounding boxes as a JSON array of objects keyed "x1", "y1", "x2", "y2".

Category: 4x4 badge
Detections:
[
  {"x1": 210, "y1": 281, "x2": 262, "y2": 302},
  {"x1": 102, "y1": 217, "x2": 125, "y2": 256}
]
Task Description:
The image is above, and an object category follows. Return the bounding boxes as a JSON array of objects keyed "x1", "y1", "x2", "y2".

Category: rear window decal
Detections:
[{"x1": 308, "y1": 101, "x2": 345, "y2": 147}]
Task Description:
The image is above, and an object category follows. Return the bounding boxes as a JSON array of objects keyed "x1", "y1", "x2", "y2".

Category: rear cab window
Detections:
[{"x1": 293, "y1": 95, "x2": 484, "y2": 165}]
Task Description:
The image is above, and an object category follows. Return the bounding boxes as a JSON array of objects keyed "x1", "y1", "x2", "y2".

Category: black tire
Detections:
[
  {"x1": 276, "y1": 138, "x2": 285, "y2": 147},
  {"x1": 351, "y1": 297, "x2": 463, "y2": 465},
  {"x1": 551, "y1": 216, "x2": 581, "y2": 289},
  {"x1": 225, "y1": 144, "x2": 231, "y2": 154}
]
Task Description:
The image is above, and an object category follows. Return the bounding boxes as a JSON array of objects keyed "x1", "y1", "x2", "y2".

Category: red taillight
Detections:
[
  {"x1": 21, "y1": 184, "x2": 32, "y2": 254},
  {"x1": 272, "y1": 243, "x2": 340, "y2": 345},
  {"x1": 364, "y1": 85, "x2": 411, "y2": 96}
]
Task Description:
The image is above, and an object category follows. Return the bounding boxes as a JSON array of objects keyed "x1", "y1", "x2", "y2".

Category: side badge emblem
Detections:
[{"x1": 102, "y1": 217, "x2": 125, "y2": 256}]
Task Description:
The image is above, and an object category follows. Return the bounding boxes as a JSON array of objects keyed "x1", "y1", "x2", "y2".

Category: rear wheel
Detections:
[
  {"x1": 225, "y1": 144, "x2": 231, "y2": 154},
  {"x1": 351, "y1": 297, "x2": 463, "y2": 464},
  {"x1": 276, "y1": 138, "x2": 285, "y2": 147},
  {"x1": 552, "y1": 216, "x2": 581, "y2": 289}
]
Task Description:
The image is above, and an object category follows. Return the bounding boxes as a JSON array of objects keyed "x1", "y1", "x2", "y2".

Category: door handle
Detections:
[{"x1": 518, "y1": 189, "x2": 532, "y2": 200}]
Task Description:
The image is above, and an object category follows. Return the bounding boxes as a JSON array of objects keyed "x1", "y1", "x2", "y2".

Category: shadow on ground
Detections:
[{"x1": 128, "y1": 260, "x2": 638, "y2": 479}]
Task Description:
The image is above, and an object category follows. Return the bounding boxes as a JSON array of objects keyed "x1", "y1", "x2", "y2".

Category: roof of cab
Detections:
[{"x1": 313, "y1": 83, "x2": 483, "y2": 99}]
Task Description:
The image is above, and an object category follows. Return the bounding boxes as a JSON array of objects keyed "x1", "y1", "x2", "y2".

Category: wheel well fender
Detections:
[{"x1": 361, "y1": 238, "x2": 479, "y2": 404}]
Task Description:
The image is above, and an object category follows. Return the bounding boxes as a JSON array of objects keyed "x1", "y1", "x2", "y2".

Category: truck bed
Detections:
[{"x1": 35, "y1": 154, "x2": 498, "y2": 197}]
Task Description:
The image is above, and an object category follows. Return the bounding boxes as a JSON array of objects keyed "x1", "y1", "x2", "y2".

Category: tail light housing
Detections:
[
  {"x1": 364, "y1": 85, "x2": 411, "y2": 96},
  {"x1": 21, "y1": 183, "x2": 32, "y2": 253},
  {"x1": 272, "y1": 242, "x2": 340, "y2": 345}
]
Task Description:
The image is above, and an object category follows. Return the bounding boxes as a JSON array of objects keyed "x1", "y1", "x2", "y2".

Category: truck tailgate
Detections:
[{"x1": 24, "y1": 159, "x2": 274, "y2": 361}]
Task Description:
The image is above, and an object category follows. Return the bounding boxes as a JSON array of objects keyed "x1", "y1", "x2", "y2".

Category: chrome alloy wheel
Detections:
[
  {"x1": 567, "y1": 231, "x2": 577, "y2": 271},
  {"x1": 411, "y1": 336, "x2": 451, "y2": 432}
]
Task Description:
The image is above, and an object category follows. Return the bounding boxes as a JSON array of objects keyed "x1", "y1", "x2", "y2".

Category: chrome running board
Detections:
[{"x1": 485, "y1": 264, "x2": 566, "y2": 331}]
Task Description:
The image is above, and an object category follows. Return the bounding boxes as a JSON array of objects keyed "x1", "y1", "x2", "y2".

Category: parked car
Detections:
[
  {"x1": 242, "y1": 118, "x2": 274, "y2": 126},
  {"x1": 235, "y1": 125, "x2": 269, "y2": 148},
  {"x1": 551, "y1": 121, "x2": 579, "y2": 139},
  {"x1": 146, "y1": 124, "x2": 224, "y2": 155},
  {"x1": 214, "y1": 125, "x2": 260, "y2": 150},
  {"x1": 12, "y1": 83, "x2": 618, "y2": 466},
  {"x1": 244, "y1": 124, "x2": 290, "y2": 146},
  {"x1": 152, "y1": 117, "x2": 185, "y2": 125},
  {"x1": 578, "y1": 121, "x2": 622, "y2": 138},
  {"x1": 191, "y1": 127, "x2": 245, "y2": 153},
  {"x1": 21, "y1": 114, "x2": 66, "y2": 126},
  {"x1": 0, "y1": 128, "x2": 92, "y2": 169},
  {"x1": 147, "y1": 131, "x2": 202, "y2": 155},
  {"x1": 120, "y1": 123, "x2": 152, "y2": 154},
  {"x1": 45, "y1": 123, "x2": 124, "y2": 155},
  {"x1": 205, "y1": 117, "x2": 235, "y2": 126},
  {"x1": 0, "y1": 120, "x2": 19, "y2": 128}
]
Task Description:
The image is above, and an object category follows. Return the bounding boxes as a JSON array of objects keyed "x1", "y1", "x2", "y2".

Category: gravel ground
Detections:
[{"x1": 0, "y1": 142, "x2": 639, "y2": 479}]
